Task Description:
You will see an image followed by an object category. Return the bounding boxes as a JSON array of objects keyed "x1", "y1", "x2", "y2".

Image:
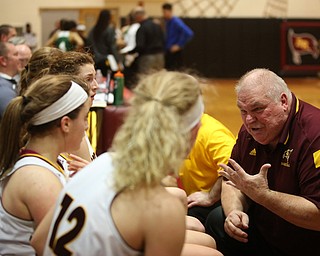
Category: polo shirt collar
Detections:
[{"x1": 0, "y1": 72, "x2": 13, "y2": 80}]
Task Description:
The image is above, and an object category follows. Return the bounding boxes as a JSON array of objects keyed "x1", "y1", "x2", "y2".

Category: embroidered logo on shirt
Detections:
[
  {"x1": 249, "y1": 148, "x2": 256, "y2": 156},
  {"x1": 281, "y1": 149, "x2": 293, "y2": 167}
]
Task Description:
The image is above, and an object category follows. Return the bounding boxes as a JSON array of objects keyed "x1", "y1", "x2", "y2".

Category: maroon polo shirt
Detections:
[{"x1": 231, "y1": 93, "x2": 320, "y2": 255}]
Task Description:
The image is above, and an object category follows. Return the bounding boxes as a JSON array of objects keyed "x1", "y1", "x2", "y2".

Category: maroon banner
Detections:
[{"x1": 281, "y1": 21, "x2": 320, "y2": 74}]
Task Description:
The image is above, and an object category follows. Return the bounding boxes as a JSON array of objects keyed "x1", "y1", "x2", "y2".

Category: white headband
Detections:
[
  {"x1": 182, "y1": 95, "x2": 204, "y2": 132},
  {"x1": 31, "y1": 81, "x2": 88, "y2": 125}
]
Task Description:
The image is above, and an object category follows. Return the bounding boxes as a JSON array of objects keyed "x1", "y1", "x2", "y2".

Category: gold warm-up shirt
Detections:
[{"x1": 179, "y1": 113, "x2": 235, "y2": 195}]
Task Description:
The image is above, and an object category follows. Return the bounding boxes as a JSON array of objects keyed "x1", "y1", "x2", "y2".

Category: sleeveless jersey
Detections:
[
  {"x1": 57, "y1": 134, "x2": 96, "y2": 177},
  {"x1": 85, "y1": 134, "x2": 96, "y2": 160},
  {"x1": 0, "y1": 156, "x2": 67, "y2": 256},
  {"x1": 43, "y1": 153, "x2": 142, "y2": 256},
  {"x1": 55, "y1": 31, "x2": 73, "y2": 52}
]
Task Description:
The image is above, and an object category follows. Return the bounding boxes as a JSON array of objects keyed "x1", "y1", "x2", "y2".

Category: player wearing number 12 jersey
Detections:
[
  {"x1": 32, "y1": 71, "x2": 216, "y2": 256},
  {"x1": 43, "y1": 153, "x2": 144, "y2": 255}
]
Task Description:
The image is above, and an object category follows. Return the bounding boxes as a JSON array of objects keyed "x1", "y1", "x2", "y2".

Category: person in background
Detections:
[
  {"x1": 0, "y1": 75, "x2": 90, "y2": 255},
  {"x1": 87, "y1": 9, "x2": 121, "y2": 76},
  {"x1": 131, "y1": 6, "x2": 165, "y2": 75},
  {"x1": 31, "y1": 70, "x2": 223, "y2": 256},
  {"x1": 179, "y1": 113, "x2": 235, "y2": 226},
  {"x1": 206, "y1": 68, "x2": 320, "y2": 256},
  {"x1": 162, "y1": 3, "x2": 194, "y2": 70},
  {"x1": 120, "y1": 10, "x2": 141, "y2": 88},
  {"x1": 120, "y1": 11, "x2": 140, "y2": 56},
  {"x1": 16, "y1": 44, "x2": 32, "y2": 71},
  {"x1": 0, "y1": 42, "x2": 20, "y2": 120},
  {"x1": 0, "y1": 24, "x2": 17, "y2": 42},
  {"x1": 23, "y1": 23, "x2": 38, "y2": 52},
  {"x1": 14, "y1": 44, "x2": 32, "y2": 83},
  {"x1": 46, "y1": 19, "x2": 84, "y2": 52}
]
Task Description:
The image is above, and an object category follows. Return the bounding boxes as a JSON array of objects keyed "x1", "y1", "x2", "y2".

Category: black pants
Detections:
[
  {"x1": 187, "y1": 201, "x2": 221, "y2": 227},
  {"x1": 205, "y1": 206, "x2": 283, "y2": 256},
  {"x1": 123, "y1": 61, "x2": 138, "y2": 89},
  {"x1": 165, "y1": 50, "x2": 183, "y2": 71}
]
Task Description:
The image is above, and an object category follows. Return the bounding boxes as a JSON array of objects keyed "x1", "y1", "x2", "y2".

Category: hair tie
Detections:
[
  {"x1": 22, "y1": 95, "x2": 30, "y2": 106},
  {"x1": 20, "y1": 96, "x2": 30, "y2": 123},
  {"x1": 151, "y1": 97, "x2": 162, "y2": 103},
  {"x1": 134, "y1": 91, "x2": 162, "y2": 104}
]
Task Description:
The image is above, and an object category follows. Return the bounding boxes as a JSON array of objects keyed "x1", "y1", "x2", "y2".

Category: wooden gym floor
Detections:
[{"x1": 200, "y1": 77, "x2": 320, "y2": 136}]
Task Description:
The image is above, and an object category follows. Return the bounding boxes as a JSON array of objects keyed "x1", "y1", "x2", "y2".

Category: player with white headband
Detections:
[
  {"x1": 30, "y1": 81, "x2": 88, "y2": 125},
  {"x1": 0, "y1": 74, "x2": 90, "y2": 255},
  {"x1": 47, "y1": 50, "x2": 99, "y2": 172},
  {"x1": 19, "y1": 50, "x2": 99, "y2": 176},
  {"x1": 32, "y1": 70, "x2": 223, "y2": 256}
]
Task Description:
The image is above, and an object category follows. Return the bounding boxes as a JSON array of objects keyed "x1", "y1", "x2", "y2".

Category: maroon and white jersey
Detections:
[{"x1": 43, "y1": 153, "x2": 142, "y2": 256}]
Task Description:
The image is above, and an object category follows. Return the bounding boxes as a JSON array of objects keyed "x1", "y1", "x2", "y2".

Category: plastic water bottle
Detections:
[
  {"x1": 96, "y1": 69, "x2": 105, "y2": 92},
  {"x1": 107, "y1": 79, "x2": 114, "y2": 105},
  {"x1": 96, "y1": 69, "x2": 103, "y2": 83},
  {"x1": 113, "y1": 71, "x2": 124, "y2": 105}
]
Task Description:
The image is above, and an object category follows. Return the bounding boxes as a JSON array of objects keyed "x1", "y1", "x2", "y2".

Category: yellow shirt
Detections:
[{"x1": 179, "y1": 113, "x2": 235, "y2": 195}]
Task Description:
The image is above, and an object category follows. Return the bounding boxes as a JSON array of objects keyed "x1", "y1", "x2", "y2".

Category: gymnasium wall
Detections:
[{"x1": 1, "y1": 0, "x2": 320, "y2": 77}]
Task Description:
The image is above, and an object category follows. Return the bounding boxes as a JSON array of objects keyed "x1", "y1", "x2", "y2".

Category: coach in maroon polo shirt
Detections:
[{"x1": 206, "y1": 68, "x2": 320, "y2": 256}]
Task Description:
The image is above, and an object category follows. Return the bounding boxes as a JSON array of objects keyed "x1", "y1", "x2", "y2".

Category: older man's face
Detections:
[
  {"x1": 2, "y1": 43, "x2": 20, "y2": 77},
  {"x1": 16, "y1": 44, "x2": 32, "y2": 72},
  {"x1": 237, "y1": 85, "x2": 289, "y2": 148}
]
